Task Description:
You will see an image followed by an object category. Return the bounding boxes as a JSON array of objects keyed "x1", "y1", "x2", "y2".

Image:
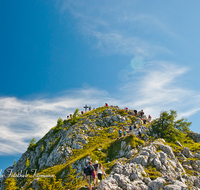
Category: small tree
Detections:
[
  {"x1": 13, "y1": 159, "x2": 16, "y2": 166},
  {"x1": 26, "y1": 158, "x2": 30, "y2": 168},
  {"x1": 40, "y1": 145, "x2": 44, "y2": 152},
  {"x1": 57, "y1": 118, "x2": 63, "y2": 127},
  {"x1": 28, "y1": 137, "x2": 36, "y2": 150},
  {"x1": 151, "y1": 110, "x2": 191, "y2": 142},
  {"x1": 70, "y1": 109, "x2": 80, "y2": 125}
]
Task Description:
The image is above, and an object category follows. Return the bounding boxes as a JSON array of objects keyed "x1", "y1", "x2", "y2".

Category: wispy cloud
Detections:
[
  {"x1": 0, "y1": 89, "x2": 120, "y2": 155},
  {"x1": 119, "y1": 62, "x2": 200, "y2": 118},
  {"x1": 1, "y1": 62, "x2": 200, "y2": 155},
  {"x1": 58, "y1": 1, "x2": 175, "y2": 57}
]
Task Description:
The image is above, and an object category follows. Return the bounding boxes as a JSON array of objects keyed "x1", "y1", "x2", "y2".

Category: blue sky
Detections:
[{"x1": 1, "y1": 0, "x2": 200, "y2": 172}]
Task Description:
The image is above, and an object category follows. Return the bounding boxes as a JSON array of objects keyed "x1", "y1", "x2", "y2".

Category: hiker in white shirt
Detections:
[{"x1": 97, "y1": 163, "x2": 104, "y2": 186}]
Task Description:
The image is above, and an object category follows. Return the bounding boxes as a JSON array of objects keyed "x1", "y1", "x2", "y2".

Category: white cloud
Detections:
[{"x1": 0, "y1": 88, "x2": 120, "y2": 155}]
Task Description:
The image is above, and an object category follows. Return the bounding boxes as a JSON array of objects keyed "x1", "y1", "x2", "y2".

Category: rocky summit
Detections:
[{"x1": 1, "y1": 105, "x2": 200, "y2": 190}]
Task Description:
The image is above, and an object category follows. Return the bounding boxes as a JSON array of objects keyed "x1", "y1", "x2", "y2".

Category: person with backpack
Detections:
[
  {"x1": 119, "y1": 128, "x2": 122, "y2": 137},
  {"x1": 97, "y1": 163, "x2": 104, "y2": 186},
  {"x1": 129, "y1": 125, "x2": 133, "y2": 134},
  {"x1": 93, "y1": 160, "x2": 99, "y2": 186},
  {"x1": 84, "y1": 161, "x2": 95, "y2": 190}
]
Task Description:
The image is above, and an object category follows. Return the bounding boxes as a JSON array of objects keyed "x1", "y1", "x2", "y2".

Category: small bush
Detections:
[
  {"x1": 117, "y1": 109, "x2": 128, "y2": 116},
  {"x1": 28, "y1": 137, "x2": 36, "y2": 150}
]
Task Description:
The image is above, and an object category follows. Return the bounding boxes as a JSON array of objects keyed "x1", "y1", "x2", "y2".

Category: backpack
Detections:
[
  {"x1": 129, "y1": 125, "x2": 132, "y2": 130},
  {"x1": 84, "y1": 165, "x2": 93, "y2": 175},
  {"x1": 94, "y1": 164, "x2": 98, "y2": 171}
]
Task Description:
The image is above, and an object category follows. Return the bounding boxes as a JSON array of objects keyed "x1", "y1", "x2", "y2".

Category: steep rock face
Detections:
[
  {"x1": 188, "y1": 131, "x2": 200, "y2": 143},
  {"x1": 97, "y1": 139, "x2": 200, "y2": 190}
]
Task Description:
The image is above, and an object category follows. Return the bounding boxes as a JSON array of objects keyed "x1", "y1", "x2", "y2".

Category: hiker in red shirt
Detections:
[
  {"x1": 105, "y1": 103, "x2": 108, "y2": 107},
  {"x1": 148, "y1": 115, "x2": 152, "y2": 123}
]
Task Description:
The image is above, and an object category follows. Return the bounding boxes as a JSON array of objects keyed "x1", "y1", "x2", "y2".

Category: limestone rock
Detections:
[
  {"x1": 182, "y1": 147, "x2": 193, "y2": 158},
  {"x1": 164, "y1": 185, "x2": 181, "y2": 190},
  {"x1": 149, "y1": 177, "x2": 166, "y2": 190}
]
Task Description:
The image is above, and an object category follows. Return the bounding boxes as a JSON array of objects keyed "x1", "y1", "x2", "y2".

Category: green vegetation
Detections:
[
  {"x1": 28, "y1": 137, "x2": 36, "y2": 150},
  {"x1": 151, "y1": 110, "x2": 191, "y2": 142},
  {"x1": 13, "y1": 159, "x2": 16, "y2": 166},
  {"x1": 4, "y1": 177, "x2": 18, "y2": 190},
  {"x1": 4, "y1": 107, "x2": 198, "y2": 189},
  {"x1": 52, "y1": 118, "x2": 63, "y2": 134},
  {"x1": 117, "y1": 109, "x2": 128, "y2": 116},
  {"x1": 26, "y1": 158, "x2": 30, "y2": 168},
  {"x1": 145, "y1": 165, "x2": 162, "y2": 180},
  {"x1": 41, "y1": 144, "x2": 44, "y2": 152},
  {"x1": 70, "y1": 108, "x2": 81, "y2": 125},
  {"x1": 36, "y1": 176, "x2": 66, "y2": 190}
]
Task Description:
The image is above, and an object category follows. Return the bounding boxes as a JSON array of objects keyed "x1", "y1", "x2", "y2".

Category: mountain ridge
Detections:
[{"x1": 1, "y1": 105, "x2": 200, "y2": 190}]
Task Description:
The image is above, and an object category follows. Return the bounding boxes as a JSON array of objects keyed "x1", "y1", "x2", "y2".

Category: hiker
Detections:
[
  {"x1": 125, "y1": 107, "x2": 128, "y2": 112},
  {"x1": 81, "y1": 111, "x2": 84, "y2": 115},
  {"x1": 93, "y1": 160, "x2": 99, "y2": 186},
  {"x1": 97, "y1": 163, "x2": 104, "y2": 186},
  {"x1": 138, "y1": 128, "x2": 142, "y2": 138},
  {"x1": 133, "y1": 122, "x2": 137, "y2": 129},
  {"x1": 89, "y1": 106, "x2": 92, "y2": 111},
  {"x1": 140, "y1": 110, "x2": 144, "y2": 118},
  {"x1": 123, "y1": 127, "x2": 126, "y2": 137},
  {"x1": 140, "y1": 119, "x2": 143, "y2": 127},
  {"x1": 84, "y1": 161, "x2": 95, "y2": 190},
  {"x1": 129, "y1": 125, "x2": 133, "y2": 134},
  {"x1": 134, "y1": 109, "x2": 137, "y2": 116},
  {"x1": 143, "y1": 118, "x2": 147, "y2": 124},
  {"x1": 105, "y1": 103, "x2": 108, "y2": 107},
  {"x1": 119, "y1": 128, "x2": 122, "y2": 137},
  {"x1": 70, "y1": 114, "x2": 72, "y2": 118},
  {"x1": 148, "y1": 115, "x2": 152, "y2": 123}
]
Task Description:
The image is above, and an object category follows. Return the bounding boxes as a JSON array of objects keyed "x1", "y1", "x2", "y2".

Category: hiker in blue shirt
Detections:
[{"x1": 119, "y1": 128, "x2": 122, "y2": 137}]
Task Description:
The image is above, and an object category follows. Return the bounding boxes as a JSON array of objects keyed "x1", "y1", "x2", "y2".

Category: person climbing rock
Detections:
[{"x1": 134, "y1": 109, "x2": 137, "y2": 116}]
